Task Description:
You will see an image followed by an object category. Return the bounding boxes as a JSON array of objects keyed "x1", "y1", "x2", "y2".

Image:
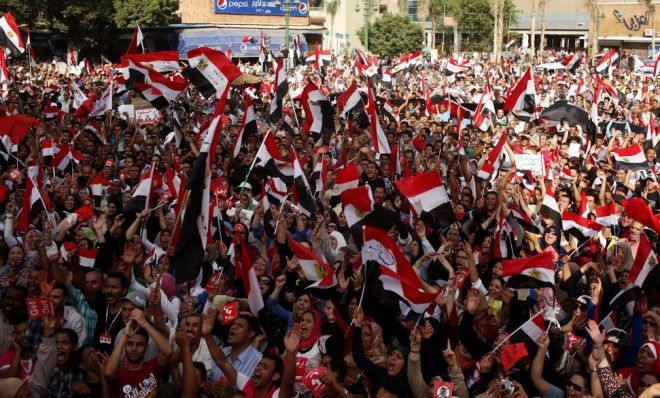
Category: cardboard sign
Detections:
[
  {"x1": 514, "y1": 154, "x2": 545, "y2": 176},
  {"x1": 220, "y1": 301, "x2": 239, "y2": 325},
  {"x1": 301, "y1": 366, "x2": 328, "y2": 397},
  {"x1": 26, "y1": 297, "x2": 54, "y2": 319},
  {"x1": 433, "y1": 380, "x2": 453, "y2": 398},
  {"x1": 118, "y1": 104, "x2": 135, "y2": 120},
  {"x1": 568, "y1": 142, "x2": 581, "y2": 158},
  {"x1": 135, "y1": 108, "x2": 161, "y2": 126}
]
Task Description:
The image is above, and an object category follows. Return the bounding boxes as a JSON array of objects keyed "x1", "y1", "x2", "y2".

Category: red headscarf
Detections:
[{"x1": 297, "y1": 310, "x2": 322, "y2": 351}]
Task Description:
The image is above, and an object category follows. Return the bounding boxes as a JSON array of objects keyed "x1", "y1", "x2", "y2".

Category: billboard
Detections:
[
  {"x1": 214, "y1": 0, "x2": 309, "y2": 16},
  {"x1": 179, "y1": 30, "x2": 308, "y2": 58}
]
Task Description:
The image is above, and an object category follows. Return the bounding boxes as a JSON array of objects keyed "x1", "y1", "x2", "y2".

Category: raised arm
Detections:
[{"x1": 530, "y1": 332, "x2": 551, "y2": 396}]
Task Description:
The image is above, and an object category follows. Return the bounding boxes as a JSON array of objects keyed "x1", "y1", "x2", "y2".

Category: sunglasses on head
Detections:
[{"x1": 566, "y1": 381, "x2": 583, "y2": 392}]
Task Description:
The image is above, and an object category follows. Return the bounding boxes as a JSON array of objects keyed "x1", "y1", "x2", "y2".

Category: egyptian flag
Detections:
[
  {"x1": 306, "y1": 48, "x2": 331, "y2": 70},
  {"x1": 184, "y1": 47, "x2": 242, "y2": 99},
  {"x1": 562, "y1": 212, "x2": 604, "y2": 240},
  {"x1": 595, "y1": 48, "x2": 619, "y2": 74},
  {"x1": 340, "y1": 185, "x2": 375, "y2": 227},
  {"x1": 561, "y1": 53, "x2": 580, "y2": 72},
  {"x1": 382, "y1": 99, "x2": 399, "y2": 129},
  {"x1": 337, "y1": 81, "x2": 363, "y2": 119},
  {"x1": 263, "y1": 177, "x2": 289, "y2": 210},
  {"x1": 312, "y1": 156, "x2": 328, "y2": 194},
  {"x1": 509, "y1": 203, "x2": 540, "y2": 233},
  {"x1": 332, "y1": 163, "x2": 360, "y2": 196},
  {"x1": 0, "y1": 48, "x2": 9, "y2": 83},
  {"x1": 519, "y1": 311, "x2": 546, "y2": 343},
  {"x1": 540, "y1": 189, "x2": 562, "y2": 229},
  {"x1": 292, "y1": 157, "x2": 316, "y2": 217},
  {"x1": 501, "y1": 250, "x2": 555, "y2": 288},
  {"x1": 269, "y1": 58, "x2": 288, "y2": 123},
  {"x1": 446, "y1": 56, "x2": 469, "y2": 74},
  {"x1": 255, "y1": 131, "x2": 295, "y2": 183},
  {"x1": 471, "y1": 89, "x2": 490, "y2": 131},
  {"x1": 134, "y1": 70, "x2": 187, "y2": 109},
  {"x1": 476, "y1": 132, "x2": 507, "y2": 180},
  {"x1": 505, "y1": 38, "x2": 516, "y2": 48},
  {"x1": 53, "y1": 144, "x2": 83, "y2": 171},
  {"x1": 610, "y1": 144, "x2": 650, "y2": 171},
  {"x1": 0, "y1": 115, "x2": 38, "y2": 156},
  {"x1": 89, "y1": 174, "x2": 110, "y2": 199},
  {"x1": 622, "y1": 198, "x2": 660, "y2": 235},
  {"x1": 40, "y1": 139, "x2": 54, "y2": 163},
  {"x1": 362, "y1": 226, "x2": 438, "y2": 313},
  {"x1": 396, "y1": 171, "x2": 454, "y2": 222},
  {"x1": 0, "y1": 12, "x2": 24, "y2": 56},
  {"x1": 258, "y1": 30, "x2": 267, "y2": 65},
  {"x1": 593, "y1": 203, "x2": 620, "y2": 227},
  {"x1": 300, "y1": 82, "x2": 335, "y2": 141},
  {"x1": 503, "y1": 68, "x2": 536, "y2": 114},
  {"x1": 26, "y1": 29, "x2": 35, "y2": 65},
  {"x1": 233, "y1": 95, "x2": 257, "y2": 157},
  {"x1": 492, "y1": 215, "x2": 512, "y2": 259},
  {"x1": 234, "y1": 234, "x2": 264, "y2": 314},
  {"x1": 16, "y1": 176, "x2": 47, "y2": 233},
  {"x1": 611, "y1": 234, "x2": 656, "y2": 307},
  {"x1": 125, "y1": 24, "x2": 144, "y2": 55},
  {"x1": 128, "y1": 165, "x2": 163, "y2": 212},
  {"x1": 89, "y1": 83, "x2": 113, "y2": 118},
  {"x1": 367, "y1": 79, "x2": 390, "y2": 154},
  {"x1": 287, "y1": 236, "x2": 336, "y2": 289},
  {"x1": 172, "y1": 115, "x2": 223, "y2": 282},
  {"x1": 122, "y1": 51, "x2": 180, "y2": 73}
]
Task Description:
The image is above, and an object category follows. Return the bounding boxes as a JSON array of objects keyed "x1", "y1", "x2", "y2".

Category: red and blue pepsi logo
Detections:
[{"x1": 217, "y1": 0, "x2": 228, "y2": 9}]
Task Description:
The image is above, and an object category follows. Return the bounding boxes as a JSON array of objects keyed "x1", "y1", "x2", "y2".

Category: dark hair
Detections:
[
  {"x1": 106, "y1": 272, "x2": 130, "y2": 290},
  {"x1": 51, "y1": 282, "x2": 69, "y2": 298},
  {"x1": 56, "y1": 328, "x2": 79, "y2": 346},
  {"x1": 236, "y1": 314, "x2": 260, "y2": 335},
  {"x1": 262, "y1": 351, "x2": 284, "y2": 379}
]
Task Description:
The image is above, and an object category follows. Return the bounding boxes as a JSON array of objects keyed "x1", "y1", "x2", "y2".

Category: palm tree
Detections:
[
  {"x1": 326, "y1": 0, "x2": 341, "y2": 51},
  {"x1": 538, "y1": 0, "x2": 547, "y2": 53},
  {"x1": 489, "y1": 0, "x2": 500, "y2": 59},
  {"x1": 398, "y1": 0, "x2": 408, "y2": 15},
  {"x1": 586, "y1": 0, "x2": 598, "y2": 60},
  {"x1": 427, "y1": 0, "x2": 444, "y2": 49},
  {"x1": 417, "y1": 0, "x2": 429, "y2": 25},
  {"x1": 530, "y1": 0, "x2": 536, "y2": 57},
  {"x1": 643, "y1": 0, "x2": 656, "y2": 57}
]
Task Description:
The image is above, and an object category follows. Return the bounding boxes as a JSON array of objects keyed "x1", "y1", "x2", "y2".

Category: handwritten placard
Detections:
[
  {"x1": 514, "y1": 154, "x2": 545, "y2": 176},
  {"x1": 135, "y1": 108, "x2": 161, "y2": 126}
]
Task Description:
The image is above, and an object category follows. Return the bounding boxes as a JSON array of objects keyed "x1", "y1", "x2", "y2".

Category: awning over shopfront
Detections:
[{"x1": 178, "y1": 28, "x2": 314, "y2": 58}]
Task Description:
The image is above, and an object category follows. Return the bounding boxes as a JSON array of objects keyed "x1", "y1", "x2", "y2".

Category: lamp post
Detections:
[
  {"x1": 274, "y1": 0, "x2": 301, "y2": 71},
  {"x1": 354, "y1": 0, "x2": 376, "y2": 52}
]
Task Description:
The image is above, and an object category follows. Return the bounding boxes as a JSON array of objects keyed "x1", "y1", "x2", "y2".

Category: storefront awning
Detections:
[{"x1": 178, "y1": 28, "x2": 311, "y2": 58}]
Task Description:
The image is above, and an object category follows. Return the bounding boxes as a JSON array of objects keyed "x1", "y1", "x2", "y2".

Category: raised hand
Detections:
[
  {"x1": 585, "y1": 320, "x2": 604, "y2": 346},
  {"x1": 353, "y1": 306, "x2": 365, "y2": 328},
  {"x1": 283, "y1": 328, "x2": 301, "y2": 354},
  {"x1": 201, "y1": 309, "x2": 216, "y2": 336}
]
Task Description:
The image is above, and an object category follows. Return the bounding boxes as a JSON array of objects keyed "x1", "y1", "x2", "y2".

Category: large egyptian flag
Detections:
[
  {"x1": 134, "y1": 72, "x2": 187, "y2": 110},
  {"x1": 396, "y1": 171, "x2": 454, "y2": 222},
  {"x1": 503, "y1": 68, "x2": 536, "y2": 114},
  {"x1": 184, "y1": 47, "x2": 242, "y2": 99},
  {"x1": 292, "y1": 157, "x2": 316, "y2": 217},
  {"x1": 300, "y1": 82, "x2": 335, "y2": 142},
  {"x1": 501, "y1": 250, "x2": 555, "y2": 288},
  {"x1": 337, "y1": 81, "x2": 363, "y2": 119},
  {"x1": 269, "y1": 58, "x2": 288, "y2": 123},
  {"x1": 254, "y1": 131, "x2": 295, "y2": 183},
  {"x1": 595, "y1": 48, "x2": 619, "y2": 74},
  {"x1": 610, "y1": 144, "x2": 650, "y2": 171},
  {"x1": 367, "y1": 78, "x2": 390, "y2": 154},
  {"x1": 593, "y1": 202, "x2": 620, "y2": 227},
  {"x1": 446, "y1": 56, "x2": 469, "y2": 74},
  {"x1": 340, "y1": 185, "x2": 375, "y2": 227},
  {"x1": 562, "y1": 212, "x2": 604, "y2": 240},
  {"x1": 362, "y1": 226, "x2": 438, "y2": 313},
  {"x1": 16, "y1": 177, "x2": 47, "y2": 234},
  {"x1": 0, "y1": 12, "x2": 24, "y2": 56},
  {"x1": 172, "y1": 115, "x2": 223, "y2": 282},
  {"x1": 331, "y1": 163, "x2": 360, "y2": 197},
  {"x1": 233, "y1": 95, "x2": 258, "y2": 157},
  {"x1": 287, "y1": 236, "x2": 336, "y2": 289}
]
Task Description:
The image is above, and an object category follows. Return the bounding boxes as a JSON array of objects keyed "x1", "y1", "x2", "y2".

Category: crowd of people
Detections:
[{"x1": 0, "y1": 43, "x2": 658, "y2": 398}]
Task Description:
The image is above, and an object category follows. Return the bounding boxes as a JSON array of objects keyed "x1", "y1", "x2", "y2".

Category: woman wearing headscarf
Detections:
[
  {"x1": 351, "y1": 308, "x2": 412, "y2": 398},
  {"x1": 294, "y1": 310, "x2": 338, "y2": 397}
]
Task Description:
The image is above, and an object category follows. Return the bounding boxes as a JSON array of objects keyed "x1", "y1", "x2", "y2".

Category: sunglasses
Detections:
[
  {"x1": 643, "y1": 320, "x2": 658, "y2": 328},
  {"x1": 566, "y1": 381, "x2": 584, "y2": 392}
]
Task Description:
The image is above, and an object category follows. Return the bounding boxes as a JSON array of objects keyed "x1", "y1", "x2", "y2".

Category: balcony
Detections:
[{"x1": 309, "y1": 6, "x2": 326, "y2": 24}]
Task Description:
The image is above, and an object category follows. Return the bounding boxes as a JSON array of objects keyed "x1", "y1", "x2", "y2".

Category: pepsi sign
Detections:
[{"x1": 214, "y1": 0, "x2": 309, "y2": 16}]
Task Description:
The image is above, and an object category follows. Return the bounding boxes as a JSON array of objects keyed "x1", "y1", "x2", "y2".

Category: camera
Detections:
[
  {"x1": 436, "y1": 386, "x2": 450, "y2": 398},
  {"x1": 501, "y1": 379, "x2": 515, "y2": 396}
]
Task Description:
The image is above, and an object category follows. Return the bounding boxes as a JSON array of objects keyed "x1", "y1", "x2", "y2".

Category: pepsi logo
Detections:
[
  {"x1": 240, "y1": 43, "x2": 248, "y2": 53},
  {"x1": 217, "y1": 0, "x2": 228, "y2": 9},
  {"x1": 298, "y1": 2, "x2": 308, "y2": 14}
]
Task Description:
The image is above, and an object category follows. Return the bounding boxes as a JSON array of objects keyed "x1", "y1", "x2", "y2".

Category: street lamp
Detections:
[
  {"x1": 274, "y1": 0, "x2": 301, "y2": 70},
  {"x1": 355, "y1": 0, "x2": 378, "y2": 51}
]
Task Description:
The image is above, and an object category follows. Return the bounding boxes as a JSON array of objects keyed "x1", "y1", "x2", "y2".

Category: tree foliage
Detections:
[
  {"x1": 113, "y1": 0, "x2": 180, "y2": 28},
  {"x1": 454, "y1": 0, "x2": 517, "y2": 51},
  {"x1": 357, "y1": 12, "x2": 424, "y2": 56}
]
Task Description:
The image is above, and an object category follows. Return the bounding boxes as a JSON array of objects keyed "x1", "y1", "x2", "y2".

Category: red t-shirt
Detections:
[
  {"x1": 0, "y1": 350, "x2": 34, "y2": 380},
  {"x1": 114, "y1": 358, "x2": 161, "y2": 398}
]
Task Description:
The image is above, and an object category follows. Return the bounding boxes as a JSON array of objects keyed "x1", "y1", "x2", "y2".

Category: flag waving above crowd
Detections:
[{"x1": 0, "y1": 20, "x2": 658, "y2": 398}]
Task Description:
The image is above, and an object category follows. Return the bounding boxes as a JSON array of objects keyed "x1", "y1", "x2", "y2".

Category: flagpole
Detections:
[
  {"x1": 240, "y1": 131, "x2": 269, "y2": 190},
  {"x1": 490, "y1": 309, "x2": 545, "y2": 354}
]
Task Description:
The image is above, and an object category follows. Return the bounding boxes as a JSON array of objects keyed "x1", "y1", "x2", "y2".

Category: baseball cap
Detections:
[
  {"x1": 604, "y1": 328, "x2": 628, "y2": 347},
  {"x1": 120, "y1": 291, "x2": 148, "y2": 309}
]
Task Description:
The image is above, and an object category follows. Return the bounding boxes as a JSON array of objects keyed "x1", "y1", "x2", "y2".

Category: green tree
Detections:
[
  {"x1": 357, "y1": 12, "x2": 424, "y2": 56},
  {"x1": 114, "y1": 0, "x2": 180, "y2": 27},
  {"x1": 455, "y1": 0, "x2": 517, "y2": 52},
  {"x1": 326, "y1": 0, "x2": 341, "y2": 50}
]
